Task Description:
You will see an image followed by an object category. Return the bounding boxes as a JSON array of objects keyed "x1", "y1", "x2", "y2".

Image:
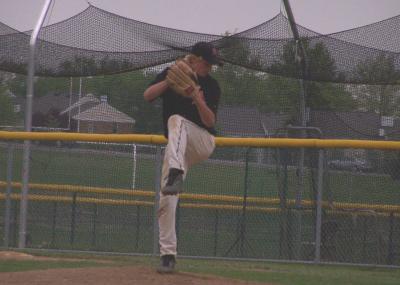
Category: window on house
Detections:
[{"x1": 88, "y1": 122, "x2": 95, "y2": 133}]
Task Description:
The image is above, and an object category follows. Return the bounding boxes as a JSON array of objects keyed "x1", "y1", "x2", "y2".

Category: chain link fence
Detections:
[{"x1": 1, "y1": 140, "x2": 399, "y2": 266}]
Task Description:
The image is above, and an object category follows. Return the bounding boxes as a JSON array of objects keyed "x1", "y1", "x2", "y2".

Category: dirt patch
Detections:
[
  {"x1": 0, "y1": 251, "x2": 110, "y2": 263},
  {"x1": 0, "y1": 251, "x2": 57, "y2": 261},
  {"x1": 0, "y1": 252, "x2": 273, "y2": 285},
  {"x1": 0, "y1": 266, "x2": 273, "y2": 285}
]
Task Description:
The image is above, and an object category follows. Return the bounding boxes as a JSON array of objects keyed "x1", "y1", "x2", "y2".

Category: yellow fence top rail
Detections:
[{"x1": 1, "y1": 131, "x2": 400, "y2": 149}]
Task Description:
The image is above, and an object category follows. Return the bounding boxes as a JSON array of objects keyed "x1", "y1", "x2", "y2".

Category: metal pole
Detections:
[
  {"x1": 70, "y1": 192, "x2": 77, "y2": 245},
  {"x1": 314, "y1": 149, "x2": 324, "y2": 263},
  {"x1": 286, "y1": 126, "x2": 322, "y2": 261},
  {"x1": 19, "y1": 0, "x2": 53, "y2": 249},
  {"x1": 3, "y1": 143, "x2": 14, "y2": 247},
  {"x1": 51, "y1": 202, "x2": 57, "y2": 247},
  {"x1": 153, "y1": 146, "x2": 162, "y2": 256},
  {"x1": 77, "y1": 77, "x2": 82, "y2": 132},
  {"x1": 68, "y1": 77, "x2": 73, "y2": 130},
  {"x1": 387, "y1": 212, "x2": 395, "y2": 265},
  {"x1": 91, "y1": 203, "x2": 97, "y2": 248},
  {"x1": 132, "y1": 144, "x2": 137, "y2": 189},
  {"x1": 240, "y1": 148, "x2": 251, "y2": 257},
  {"x1": 282, "y1": 0, "x2": 309, "y2": 260}
]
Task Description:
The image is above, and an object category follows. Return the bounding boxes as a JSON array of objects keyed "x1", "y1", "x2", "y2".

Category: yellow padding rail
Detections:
[
  {"x1": 1, "y1": 181, "x2": 399, "y2": 214},
  {"x1": 0, "y1": 193, "x2": 398, "y2": 218},
  {"x1": 2, "y1": 131, "x2": 400, "y2": 149},
  {"x1": 0, "y1": 193, "x2": 272, "y2": 213}
]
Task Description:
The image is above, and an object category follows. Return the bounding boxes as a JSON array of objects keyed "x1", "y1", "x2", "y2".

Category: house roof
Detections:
[
  {"x1": 72, "y1": 102, "x2": 135, "y2": 124},
  {"x1": 309, "y1": 111, "x2": 380, "y2": 139},
  {"x1": 216, "y1": 107, "x2": 388, "y2": 140},
  {"x1": 60, "y1": 93, "x2": 99, "y2": 115},
  {"x1": 217, "y1": 105, "x2": 289, "y2": 137}
]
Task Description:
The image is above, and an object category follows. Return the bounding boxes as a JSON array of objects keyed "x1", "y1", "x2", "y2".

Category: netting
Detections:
[
  {"x1": 1, "y1": 5, "x2": 400, "y2": 139},
  {"x1": 1, "y1": 141, "x2": 399, "y2": 265},
  {"x1": 1, "y1": 3, "x2": 400, "y2": 267},
  {"x1": 0, "y1": 5, "x2": 399, "y2": 82}
]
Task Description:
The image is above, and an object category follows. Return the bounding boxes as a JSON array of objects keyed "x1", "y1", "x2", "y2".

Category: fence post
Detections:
[
  {"x1": 314, "y1": 148, "x2": 324, "y2": 263},
  {"x1": 387, "y1": 212, "x2": 395, "y2": 265},
  {"x1": 278, "y1": 148, "x2": 289, "y2": 259},
  {"x1": 135, "y1": 205, "x2": 141, "y2": 250},
  {"x1": 19, "y1": 0, "x2": 54, "y2": 249},
  {"x1": 3, "y1": 142, "x2": 14, "y2": 247},
  {"x1": 213, "y1": 209, "x2": 219, "y2": 256},
  {"x1": 225, "y1": 147, "x2": 252, "y2": 257},
  {"x1": 91, "y1": 203, "x2": 97, "y2": 248},
  {"x1": 51, "y1": 202, "x2": 57, "y2": 247},
  {"x1": 70, "y1": 192, "x2": 78, "y2": 245},
  {"x1": 152, "y1": 146, "x2": 162, "y2": 256}
]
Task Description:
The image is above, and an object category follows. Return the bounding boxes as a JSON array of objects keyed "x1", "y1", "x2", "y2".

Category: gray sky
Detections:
[{"x1": 1, "y1": 0, "x2": 400, "y2": 35}]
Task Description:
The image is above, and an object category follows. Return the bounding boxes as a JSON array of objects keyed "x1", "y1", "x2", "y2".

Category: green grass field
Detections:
[
  {"x1": 1, "y1": 144, "x2": 399, "y2": 267},
  {"x1": 1, "y1": 145, "x2": 399, "y2": 204},
  {"x1": 1, "y1": 251, "x2": 400, "y2": 285}
]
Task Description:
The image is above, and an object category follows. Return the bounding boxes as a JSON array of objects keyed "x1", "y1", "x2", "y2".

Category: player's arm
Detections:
[
  {"x1": 143, "y1": 80, "x2": 168, "y2": 102},
  {"x1": 192, "y1": 90, "x2": 215, "y2": 128}
]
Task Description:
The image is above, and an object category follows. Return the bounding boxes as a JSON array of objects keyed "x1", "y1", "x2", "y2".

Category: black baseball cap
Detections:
[{"x1": 191, "y1": 42, "x2": 223, "y2": 66}]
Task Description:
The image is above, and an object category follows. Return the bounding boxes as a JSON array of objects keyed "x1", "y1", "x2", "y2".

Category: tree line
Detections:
[{"x1": 1, "y1": 39, "x2": 400, "y2": 133}]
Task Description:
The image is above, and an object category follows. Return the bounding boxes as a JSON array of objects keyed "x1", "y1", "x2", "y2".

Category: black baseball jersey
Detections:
[{"x1": 149, "y1": 67, "x2": 221, "y2": 138}]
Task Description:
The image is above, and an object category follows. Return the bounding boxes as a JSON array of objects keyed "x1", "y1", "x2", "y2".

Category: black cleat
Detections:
[
  {"x1": 161, "y1": 168, "x2": 184, "y2": 195},
  {"x1": 157, "y1": 254, "x2": 176, "y2": 274}
]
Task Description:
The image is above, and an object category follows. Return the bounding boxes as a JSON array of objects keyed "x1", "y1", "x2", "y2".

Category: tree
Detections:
[
  {"x1": 268, "y1": 39, "x2": 356, "y2": 114},
  {"x1": 6, "y1": 74, "x2": 26, "y2": 97},
  {"x1": 34, "y1": 77, "x2": 71, "y2": 97},
  {"x1": 213, "y1": 32, "x2": 267, "y2": 107},
  {"x1": 355, "y1": 54, "x2": 400, "y2": 116},
  {"x1": 0, "y1": 86, "x2": 17, "y2": 125}
]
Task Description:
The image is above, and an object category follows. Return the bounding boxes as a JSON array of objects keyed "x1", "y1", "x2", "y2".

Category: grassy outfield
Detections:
[
  {"x1": 1, "y1": 146, "x2": 399, "y2": 265},
  {"x1": 1, "y1": 251, "x2": 400, "y2": 285},
  {"x1": 1, "y1": 145, "x2": 399, "y2": 204}
]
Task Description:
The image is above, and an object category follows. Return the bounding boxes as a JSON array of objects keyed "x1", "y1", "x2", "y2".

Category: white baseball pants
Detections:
[{"x1": 158, "y1": 114, "x2": 215, "y2": 256}]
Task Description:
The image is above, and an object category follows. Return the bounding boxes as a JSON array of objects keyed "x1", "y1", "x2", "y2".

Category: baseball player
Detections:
[{"x1": 143, "y1": 42, "x2": 222, "y2": 273}]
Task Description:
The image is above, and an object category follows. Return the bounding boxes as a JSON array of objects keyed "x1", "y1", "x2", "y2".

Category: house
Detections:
[
  {"x1": 71, "y1": 98, "x2": 135, "y2": 134},
  {"x1": 31, "y1": 92, "x2": 135, "y2": 133},
  {"x1": 216, "y1": 105, "x2": 290, "y2": 164},
  {"x1": 309, "y1": 110, "x2": 381, "y2": 140},
  {"x1": 217, "y1": 105, "x2": 290, "y2": 137},
  {"x1": 59, "y1": 93, "x2": 100, "y2": 129}
]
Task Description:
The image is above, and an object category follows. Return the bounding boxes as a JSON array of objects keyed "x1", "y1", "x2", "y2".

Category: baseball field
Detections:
[
  {"x1": 1, "y1": 250, "x2": 400, "y2": 285},
  {"x1": 1, "y1": 144, "x2": 399, "y2": 265}
]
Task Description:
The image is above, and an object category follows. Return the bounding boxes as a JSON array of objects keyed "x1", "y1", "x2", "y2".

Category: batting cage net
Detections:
[{"x1": 1, "y1": 4, "x2": 400, "y2": 267}]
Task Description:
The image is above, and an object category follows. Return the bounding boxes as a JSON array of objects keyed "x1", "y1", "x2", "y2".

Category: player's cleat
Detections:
[
  {"x1": 157, "y1": 254, "x2": 176, "y2": 274},
  {"x1": 161, "y1": 168, "x2": 184, "y2": 195}
]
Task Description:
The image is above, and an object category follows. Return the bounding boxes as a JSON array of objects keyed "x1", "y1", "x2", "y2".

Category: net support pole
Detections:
[
  {"x1": 153, "y1": 146, "x2": 162, "y2": 256},
  {"x1": 3, "y1": 143, "x2": 14, "y2": 247},
  {"x1": 314, "y1": 149, "x2": 324, "y2": 263},
  {"x1": 132, "y1": 144, "x2": 137, "y2": 189},
  {"x1": 282, "y1": 0, "x2": 308, "y2": 260},
  {"x1": 19, "y1": 0, "x2": 53, "y2": 249}
]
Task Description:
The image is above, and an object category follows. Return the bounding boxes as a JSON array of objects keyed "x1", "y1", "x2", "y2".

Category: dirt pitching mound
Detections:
[
  {"x1": 0, "y1": 252, "x2": 272, "y2": 285},
  {"x1": 0, "y1": 266, "x2": 272, "y2": 285}
]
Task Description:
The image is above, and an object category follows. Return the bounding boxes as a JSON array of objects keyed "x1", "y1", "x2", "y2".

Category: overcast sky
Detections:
[{"x1": 1, "y1": 0, "x2": 400, "y2": 35}]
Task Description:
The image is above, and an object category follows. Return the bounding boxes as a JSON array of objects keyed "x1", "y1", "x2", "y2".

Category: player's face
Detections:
[{"x1": 195, "y1": 59, "x2": 212, "y2": 77}]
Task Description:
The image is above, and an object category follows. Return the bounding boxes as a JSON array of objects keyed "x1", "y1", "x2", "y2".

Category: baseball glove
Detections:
[{"x1": 166, "y1": 60, "x2": 199, "y2": 97}]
